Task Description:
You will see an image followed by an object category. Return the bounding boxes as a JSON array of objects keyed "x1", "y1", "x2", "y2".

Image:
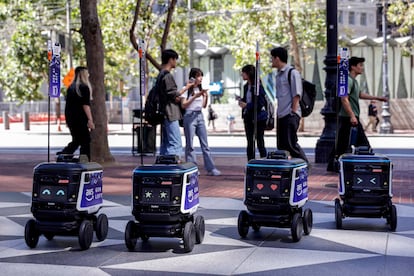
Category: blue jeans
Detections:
[
  {"x1": 160, "y1": 119, "x2": 182, "y2": 157},
  {"x1": 183, "y1": 111, "x2": 216, "y2": 172}
]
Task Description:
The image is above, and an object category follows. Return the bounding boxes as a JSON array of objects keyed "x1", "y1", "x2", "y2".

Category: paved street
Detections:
[
  {"x1": 1, "y1": 193, "x2": 414, "y2": 275},
  {"x1": 0, "y1": 123, "x2": 413, "y2": 275}
]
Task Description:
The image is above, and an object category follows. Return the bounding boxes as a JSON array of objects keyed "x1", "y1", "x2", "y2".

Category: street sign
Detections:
[
  {"x1": 337, "y1": 47, "x2": 349, "y2": 97},
  {"x1": 138, "y1": 39, "x2": 146, "y2": 96},
  {"x1": 49, "y1": 42, "x2": 61, "y2": 98}
]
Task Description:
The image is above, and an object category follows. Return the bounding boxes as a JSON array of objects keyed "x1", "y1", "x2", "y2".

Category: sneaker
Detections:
[{"x1": 207, "y1": 169, "x2": 221, "y2": 176}]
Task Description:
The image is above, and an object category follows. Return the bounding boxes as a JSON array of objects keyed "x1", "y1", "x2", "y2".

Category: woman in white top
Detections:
[{"x1": 180, "y1": 68, "x2": 221, "y2": 176}]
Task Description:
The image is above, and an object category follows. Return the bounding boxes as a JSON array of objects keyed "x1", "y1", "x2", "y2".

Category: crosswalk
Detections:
[{"x1": 0, "y1": 192, "x2": 413, "y2": 275}]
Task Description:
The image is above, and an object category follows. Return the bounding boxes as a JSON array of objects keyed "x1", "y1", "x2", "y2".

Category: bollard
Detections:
[
  {"x1": 23, "y1": 111, "x2": 30, "y2": 131},
  {"x1": 227, "y1": 114, "x2": 235, "y2": 134},
  {"x1": 2, "y1": 111, "x2": 9, "y2": 130}
]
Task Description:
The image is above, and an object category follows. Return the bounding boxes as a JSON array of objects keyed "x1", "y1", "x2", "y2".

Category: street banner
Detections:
[
  {"x1": 49, "y1": 43, "x2": 61, "y2": 98},
  {"x1": 337, "y1": 47, "x2": 349, "y2": 97},
  {"x1": 138, "y1": 39, "x2": 146, "y2": 96}
]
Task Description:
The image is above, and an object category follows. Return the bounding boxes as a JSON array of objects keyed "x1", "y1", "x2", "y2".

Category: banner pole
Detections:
[
  {"x1": 48, "y1": 42, "x2": 61, "y2": 162},
  {"x1": 138, "y1": 39, "x2": 146, "y2": 165},
  {"x1": 253, "y1": 41, "x2": 260, "y2": 160},
  {"x1": 47, "y1": 40, "x2": 52, "y2": 162}
]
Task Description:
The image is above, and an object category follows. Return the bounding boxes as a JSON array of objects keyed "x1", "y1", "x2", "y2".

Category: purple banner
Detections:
[
  {"x1": 79, "y1": 171, "x2": 103, "y2": 209},
  {"x1": 292, "y1": 167, "x2": 308, "y2": 205},
  {"x1": 49, "y1": 45, "x2": 61, "y2": 98},
  {"x1": 139, "y1": 39, "x2": 146, "y2": 96},
  {"x1": 184, "y1": 171, "x2": 199, "y2": 211},
  {"x1": 337, "y1": 47, "x2": 349, "y2": 97}
]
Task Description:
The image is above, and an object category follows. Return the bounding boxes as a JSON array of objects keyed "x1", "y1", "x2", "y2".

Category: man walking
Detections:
[
  {"x1": 270, "y1": 47, "x2": 308, "y2": 163},
  {"x1": 335, "y1": 56, "x2": 387, "y2": 159}
]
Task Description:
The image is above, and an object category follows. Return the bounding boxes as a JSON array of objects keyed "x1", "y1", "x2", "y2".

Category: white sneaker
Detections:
[{"x1": 207, "y1": 169, "x2": 221, "y2": 176}]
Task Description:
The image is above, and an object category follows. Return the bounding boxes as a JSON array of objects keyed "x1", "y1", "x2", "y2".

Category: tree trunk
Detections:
[
  {"x1": 286, "y1": 0, "x2": 302, "y2": 73},
  {"x1": 80, "y1": 0, "x2": 114, "y2": 164}
]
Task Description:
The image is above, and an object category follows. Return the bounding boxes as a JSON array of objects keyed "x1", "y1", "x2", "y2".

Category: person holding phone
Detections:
[
  {"x1": 180, "y1": 68, "x2": 221, "y2": 176},
  {"x1": 238, "y1": 64, "x2": 267, "y2": 161}
]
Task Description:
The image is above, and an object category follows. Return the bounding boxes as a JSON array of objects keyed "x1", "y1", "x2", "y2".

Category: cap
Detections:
[{"x1": 349, "y1": 56, "x2": 365, "y2": 67}]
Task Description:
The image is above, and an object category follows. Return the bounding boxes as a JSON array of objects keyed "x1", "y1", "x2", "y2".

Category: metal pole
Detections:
[
  {"x1": 253, "y1": 41, "x2": 260, "y2": 160},
  {"x1": 66, "y1": 0, "x2": 73, "y2": 69},
  {"x1": 139, "y1": 41, "x2": 144, "y2": 165},
  {"x1": 188, "y1": 0, "x2": 194, "y2": 68},
  {"x1": 315, "y1": 0, "x2": 338, "y2": 165},
  {"x1": 47, "y1": 39, "x2": 52, "y2": 162},
  {"x1": 379, "y1": 0, "x2": 393, "y2": 134}
]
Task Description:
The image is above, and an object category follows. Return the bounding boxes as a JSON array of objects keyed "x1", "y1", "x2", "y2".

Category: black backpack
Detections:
[
  {"x1": 288, "y1": 68, "x2": 316, "y2": 117},
  {"x1": 178, "y1": 87, "x2": 193, "y2": 127},
  {"x1": 144, "y1": 70, "x2": 169, "y2": 126}
]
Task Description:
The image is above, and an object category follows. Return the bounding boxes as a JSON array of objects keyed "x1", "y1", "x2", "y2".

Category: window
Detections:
[
  {"x1": 211, "y1": 56, "x2": 223, "y2": 82},
  {"x1": 360, "y1": 13, "x2": 367, "y2": 26},
  {"x1": 339, "y1": 10, "x2": 343, "y2": 24},
  {"x1": 349, "y1": 11, "x2": 355, "y2": 25}
]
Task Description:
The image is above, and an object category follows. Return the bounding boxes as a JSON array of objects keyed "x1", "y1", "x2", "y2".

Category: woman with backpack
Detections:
[
  {"x1": 180, "y1": 68, "x2": 221, "y2": 176},
  {"x1": 238, "y1": 64, "x2": 267, "y2": 161}
]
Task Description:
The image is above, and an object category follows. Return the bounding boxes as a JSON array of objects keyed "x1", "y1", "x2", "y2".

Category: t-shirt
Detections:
[
  {"x1": 180, "y1": 87, "x2": 203, "y2": 113},
  {"x1": 65, "y1": 83, "x2": 91, "y2": 126},
  {"x1": 339, "y1": 76, "x2": 360, "y2": 117},
  {"x1": 160, "y1": 70, "x2": 181, "y2": 121},
  {"x1": 275, "y1": 65, "x2": 303, "y2": 118}
]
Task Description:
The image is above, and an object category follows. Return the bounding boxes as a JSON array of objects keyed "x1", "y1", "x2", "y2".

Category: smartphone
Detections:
[
  {"x1": 235, "y1": 95, "x2": 241, "y2": 101},
  {"x1": 189, "y1": 77, "x2": 196, "y2": 83}
]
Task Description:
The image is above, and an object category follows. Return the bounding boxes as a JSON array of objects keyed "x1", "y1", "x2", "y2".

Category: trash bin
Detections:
[
  {"x1": 132, "y1": 109, "x2": 156, "y2": 155},
  {"x1": 133, "y1": 125, "x2": 156, "y2": 154}
]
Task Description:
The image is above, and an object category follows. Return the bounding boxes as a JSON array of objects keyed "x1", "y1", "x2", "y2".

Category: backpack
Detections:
[
  {"x1": 264, "y1": 93, "x2": 275, "y2": 130},
  {"x1": 144, "y1": 70, "x2": 169, "y2": 126},
  {"x1": 288, "y1": 68, "x2": 316, "y2": 117},
  {"x1": 178, "y1": 88, "x2": 192, "y2": 127}
]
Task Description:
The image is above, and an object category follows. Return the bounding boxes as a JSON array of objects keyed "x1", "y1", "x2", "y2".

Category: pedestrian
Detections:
[
  {"x1": 158, "y1": 49, "x2": 183, "y2": 157},
  {"x1": 207, "y1": 104, "x2": 217, "y2": 131},
  {"x1": 180, "y1": 68, "x2": 221, "y2": 176},
  {"x1": 365, "y1": 100, "x2": 379, "y2": 132},
  {"x1": 238, "y1": 64, "x2": 267, "y2": 161},
  {"x1": 335, "y1": 56, "x2": 387, "y2": 159},
  {"x1": 57, "y1": 66, "x2": 94, "y2": 161},
  {"x1": 270, "y1": 47, "x2": 308, "y2": 163}
]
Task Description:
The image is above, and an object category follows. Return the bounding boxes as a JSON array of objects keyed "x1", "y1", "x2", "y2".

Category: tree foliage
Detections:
[
  {"x1": 129, "y1": 0, "x2": 191, "y2": 78},
  {"x1": 0, "y1": 1, "x2": 65, "y2": 101},
  {"x1": 1, "y1": 0, "x2": 326, "y2": 101},
  {"x1": 388, "y1": 0, "x2": 414, "y2": 36},
  {"x1": 192, "y1": 0, "x2": 326, "y2": 72},
  {"x1": 0, "y1": 0, "x2": 147, "y2": 101},
  {"x1": 385, "y1": 1, "x2": 414, "y2": 56}
]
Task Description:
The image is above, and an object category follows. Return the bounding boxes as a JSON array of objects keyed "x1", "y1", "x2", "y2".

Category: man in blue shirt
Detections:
[{"x1": 271, "y1": 47, "x2": 308, "y2": 163}]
